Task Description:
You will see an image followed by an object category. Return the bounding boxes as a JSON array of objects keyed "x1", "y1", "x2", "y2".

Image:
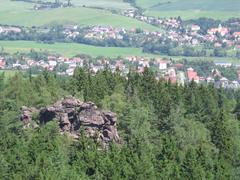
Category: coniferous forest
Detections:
[{"x1": 1, "y1": 67, "x2": 240, "y2": 179}]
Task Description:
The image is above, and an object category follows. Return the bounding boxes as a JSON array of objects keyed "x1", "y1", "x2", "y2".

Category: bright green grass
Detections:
[
  {"x1": 137, "y1": 0, "x2": 240, "y2": 20},
  {"x1": 150, "y1": 0, "x2": 240, "y2": 11},
  {"x1": 0, "y1": 40, "x2": 239, "y2": 63},
  {"x1": 34, "y1": 0, "x2": 132, "y2": 10},
  {"x1": 145, "y1": 10, "x2": 240, "y2": 20},
  {"x1": 71, "y1": 0, "x2": 132, "y2": 10},
  {"x1": 0, "y1": 40, "x2": 163, "y2": 58},
  {"x1": 0, "y1": 0, "x2": 159, "y2": 31},
  {"x1": 136, "y1": 0, "x2": 166, "y2": 9},
  {"x1": 162, "y1": 55, "x2": 240, "y2": 64}
]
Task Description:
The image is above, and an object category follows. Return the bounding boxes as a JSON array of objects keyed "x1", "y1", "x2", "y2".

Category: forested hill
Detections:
[{"x1": 0, "y1": 67, "x2": 240, "y2": 179}]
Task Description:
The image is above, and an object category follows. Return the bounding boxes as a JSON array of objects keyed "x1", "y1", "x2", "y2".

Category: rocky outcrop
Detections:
[
  {"x1": 20, "y1": 96, "x2": 121, "y2": 146},
  {"x1": 21, "y1": 106, "x2": 39, "y2": 128}
]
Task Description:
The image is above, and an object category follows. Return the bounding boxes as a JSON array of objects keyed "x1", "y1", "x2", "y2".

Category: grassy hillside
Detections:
[
  {"x1": 0, "y1": 0, "x2": 159, "y2": 31},
  {"x1": 36, "y1": 0, "x2": 132, "y2": 10},
  {"x1": 71, "y1": 0, "x2": 132, "y2": 10},
  {"x1": 0, "y1": 40, "x2": 161, "y2": 58},
  {"x1": 146, "y1": 10, "x2": 240, "y2": 20},
  {"x1": 136, "y1": 0, "x2": 240, "y2": 19}
]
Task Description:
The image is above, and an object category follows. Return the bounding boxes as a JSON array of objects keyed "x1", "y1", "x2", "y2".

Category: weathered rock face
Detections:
[
  {"x1": 20, "y1": 96, "x2": 121, "y2": 146},
  {"x1": 21, "y1": 106, "x2": 39, "y2": 128}
]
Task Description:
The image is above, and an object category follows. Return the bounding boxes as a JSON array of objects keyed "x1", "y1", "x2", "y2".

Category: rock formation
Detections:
[
  {"x1": 21, "y1": 106, "x2": 39, "y2": 128},
  {"x1": 20, "y1": 96, "x2": 121, "y2": 146}
]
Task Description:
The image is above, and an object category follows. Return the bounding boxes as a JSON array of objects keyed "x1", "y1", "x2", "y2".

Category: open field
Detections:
[
  {"x1": 145, "y1": 10, "x2": 240, "y2": 20},
  {"x1": 0, "y1": 41, "x2": 239, "y2": 63},
  {"x1": 136, "y1": 0, "x2": 240, "y2": 20},
  {"x1": 37, "y1": 0, "x2": 132, "y2": 10},
  {"x1": 163, "y1": 56, "x2": 240, "y2": 64},
  {"x1": 71, "y1": 0, "x2": 132, "y2": 10},
  {"x1": 0, "y1": 40, "x2": 162, "y2": 58},
  {"x1": 0, "y1": 0, "x2": 159, "y2": 31}
]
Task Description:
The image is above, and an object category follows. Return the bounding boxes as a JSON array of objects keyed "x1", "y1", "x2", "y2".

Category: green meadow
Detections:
[
  {"x1": 0, "y1": 40, "x2": 238, "y2": 63},
  {"x1": 0, "y1": 0, "x2": 159, "y2": 31},
  {"x1": 0, "y1": 40, "x2": 161, "y2": 58},
  {"x1": 137, "y1": 0, "x2": 240, "y2": 20},
  {"x1": 145, "y1": 10, "x2": 240, "y2": 20},
  {"x1": 37, "y1": 0, "x2": 132, "y2": 9},
  {"x1": 70, "y1": 0, "x2": 132, "y2": 10}
]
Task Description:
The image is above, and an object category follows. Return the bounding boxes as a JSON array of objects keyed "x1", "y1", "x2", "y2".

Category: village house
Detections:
[
  {"x1": 26, "y1": 59, "x2": 36, "y2": 66},
  {"x1": 139, "y1": 60, "x2": 150, "y2": 68},
  {"x1": 48, "y1": 60, "x2": 57, "y2": 71},
  {"x1": 191, "y1": 25, "x2": 201, "y2": 32},
  {"x1": 175, "y1": 63, "x2": 184, "y2": 70},
  {"x1": 214, "y1": 42, "x2": 222, "y2": 48},
  {"x1": 126, "y1": 56, "x2": 137, "y2": 62},
  {"x1": 123, "y1": 9, "x2": 136, "y2": 18},
  {"x1": 12, "y1": 63, "x2": 22, "y2": 69},
  {"x1": 137, "y1": 66, "x2": 145, "y2": 73},
  {"x1": 158, "y1": 60, "x2": 168, "y2": 70},
  {"x1": 0, "y1": 58, "x2": 6, "y2": 69},
  {"x1": 48, "y1": 55, "x2": 58, "y2": 61},
  {"x1": 208, "y1": 24, "x2": 229, "y2": 36},
  {"x1": 206, "y1": 77, "x2": 215, "y2": 84},
  {"x1": 0, "y1": 26, "x2": 22, "y2": 34},
  {"x1": 66, "y1": 68, "x2": 75, "y2": 76},
  {"x1": 214, "y1": 62, "x2": 232, "y2": 67},
  {"x1": 84, "y1": 25, "x2": 125, "y2": 40},
  {"x1": 115, "y1": 60, "x2": 125, "y2": 71},
  {"x1": 191, "y1": 39, "x2": 199, "y2": 46},
  {"x1": 63, "y1": 25, "x2": 78, "y2": 31},
  {"x1": 219, "y1": 77, "x2": 229, "y2": 88},
  {"x1": 233, "y1": 32, "x2": 240, "y2": 38},
  {"x1": 187, "y1": 67, "x2": 199, "y2": 83}
]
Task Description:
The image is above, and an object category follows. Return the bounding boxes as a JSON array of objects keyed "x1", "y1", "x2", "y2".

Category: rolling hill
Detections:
[
  {"x1": 0, "y1": 0, "x2": 159, "y2": 31},
  {"x1": 136, "y1": 0, "x2": 240, "y2": 19}
]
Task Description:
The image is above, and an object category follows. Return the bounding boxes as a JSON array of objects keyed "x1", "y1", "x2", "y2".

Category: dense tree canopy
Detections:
[{"x1": 0, "y1": 67, "x2": 240, "y2": 179}]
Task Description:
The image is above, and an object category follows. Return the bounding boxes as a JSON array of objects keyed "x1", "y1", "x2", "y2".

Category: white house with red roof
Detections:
[
  {"x1": 158, "y1": 60, "x2": 169, "y2": 70},
  {"x1": 233, "y1": 32, "x2": 240, "y2": 38},
  {"x1": 191, "y1": 25, "x2": 200, "y2": 32},
  {"x1": 208, "y1": 24, "x2": 229, "y2": 36}
]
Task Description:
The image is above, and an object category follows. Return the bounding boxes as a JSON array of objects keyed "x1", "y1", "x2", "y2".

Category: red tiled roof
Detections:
[
  {"x1": 187, "y1": 68, "x2": 199, "y2": 81},
  {"x1": 234, "y1": 32, "x2": 240, "y2": 37}
]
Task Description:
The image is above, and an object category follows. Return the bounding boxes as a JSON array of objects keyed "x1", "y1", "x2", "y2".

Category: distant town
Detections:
[
  {"x1": 1, "y1": 3, "x2": 240, "y2": 89},
  {"x1": 1, "y1": 50, "x2": 240, "y2": 89}
]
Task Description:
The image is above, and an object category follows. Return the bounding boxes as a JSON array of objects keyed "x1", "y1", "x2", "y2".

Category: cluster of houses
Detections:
[
  {"x1": 188, "y1": 24, "x2": 240, "y2": 49},
  {"x1": 1, "y1": 19, "x2": 240, "y2": 53},
  {"x1": 62, "y1": 25, "x2": 80, "y2": 39},
  {"x1": 0, "y1": 57, "x2": 5, "y2": 69},
  {"x1": 84, "y1": 26, "x2": 125, "y2": 40},
  {"x1": 161, "y1": 61, "x2": 240, "y2": 89},
  {"x1": 122, "y1": 10, "x2": 240, "y2": 49},
  {"x1": 1, "y1": 52, "x2": 240, "y2": 89},
  {"x1": 0, "y1": 26, "x2": 21, "y2": 34},
  {"x1": 60, "y1": 19, "x2": 240, "y2": 50},
  {"x1": 122, "y1": 9, "x2": 181, "y2": 29},
  {"x1": 33, "y1": 0, "x2": 72, "y2": 10}
]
